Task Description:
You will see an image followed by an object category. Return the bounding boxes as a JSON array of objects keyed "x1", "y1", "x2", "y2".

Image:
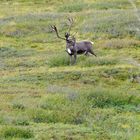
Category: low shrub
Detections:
[
  {"x1": 48, "y1": 53, "x2": 69, "y2": 67},
  {"x1": 85, "y1": 87, "x2": 140, "y2": 108},
  {"x1": 14, "y1": 117, "x2": 30, "y2": 126},
  {"x1": 0, "y1": 127, "x2": 33, "y2": 138},
  {"x1": 91, "y1": 0, "x2": 130, "y2": 10},
  {"x1": 79, "y1": 56, "x2": 118, "y2": 67},
  {"x1": 102, "y1": 39, "x2": 140, "y2": 49},
  {"x1": 31, "y1": 109, "x2": 59, "y2": 123},
  {"x1": 12, "y1": 103, "x2": 25, "y2": 110},
  {"x1": 58, "y1": 2, "x2": 89, "y2": 12}
]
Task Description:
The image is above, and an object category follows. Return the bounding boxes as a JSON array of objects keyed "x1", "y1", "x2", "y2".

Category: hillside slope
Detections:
[{"x1": 0, "y1": 0, "x2": 140, "y2": 139}]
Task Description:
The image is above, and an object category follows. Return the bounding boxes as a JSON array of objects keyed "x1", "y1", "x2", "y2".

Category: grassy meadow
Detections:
[{"x1": 0, "y1": 0, "x2": 140, "y2": 139}]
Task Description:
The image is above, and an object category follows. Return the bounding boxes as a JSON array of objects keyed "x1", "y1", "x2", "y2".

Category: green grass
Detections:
[{"x1": 0, "y1": 0, "x2": 140, "y2": 139}]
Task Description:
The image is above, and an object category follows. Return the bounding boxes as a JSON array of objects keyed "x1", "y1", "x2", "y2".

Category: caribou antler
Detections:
[
  {"x1": 50, "y1": 25, "x2": 66, "y2": 40},
  {"x1": 67, "y1": 17, "x2": 74, "y2": 34}
]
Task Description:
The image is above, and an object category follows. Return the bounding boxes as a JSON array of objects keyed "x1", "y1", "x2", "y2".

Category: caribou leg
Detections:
[
  {"x1": 69, "y1": 55, "x2": 72, "y2": 65},
  {"x1": 90, "y1": 50, "x2": 97, "y2": 57},
  {"x1": 84, "y1": 51, "x2": 89, "y2": 56},
  {"x1": 73, "y1": 53, "x2": 77, "y2": 64}
]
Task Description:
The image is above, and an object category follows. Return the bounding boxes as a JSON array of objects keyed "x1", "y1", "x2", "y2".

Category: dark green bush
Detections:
[{"x1": 0, "y1": 127, "x2": 33, "y2": 138}]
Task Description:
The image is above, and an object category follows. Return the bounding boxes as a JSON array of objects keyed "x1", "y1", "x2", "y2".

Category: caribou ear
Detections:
[{"x1": 72, "y1": 36, "x2": 76, "y2": 42}]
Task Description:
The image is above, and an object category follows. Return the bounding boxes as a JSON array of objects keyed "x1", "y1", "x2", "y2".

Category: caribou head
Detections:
[{"x1": 51, "y1": 18, "x2": 97, "y2": 65}]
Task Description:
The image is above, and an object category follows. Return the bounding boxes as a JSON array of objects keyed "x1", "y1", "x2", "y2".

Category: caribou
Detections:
[{"x1": 51, "y1": 18, "x2": 97, "y2": 64}]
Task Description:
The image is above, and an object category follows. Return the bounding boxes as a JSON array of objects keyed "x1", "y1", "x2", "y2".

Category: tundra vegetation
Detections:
[{"x1": 0, "y1": 0, "x2": 140, "y2": 140}]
